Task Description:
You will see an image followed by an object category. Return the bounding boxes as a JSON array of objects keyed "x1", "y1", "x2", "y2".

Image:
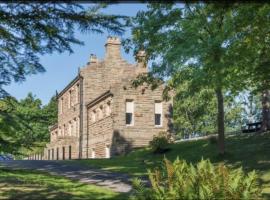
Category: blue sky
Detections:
[{"x1": 4, "y1": 3, "x2": 148, "y2": 105}]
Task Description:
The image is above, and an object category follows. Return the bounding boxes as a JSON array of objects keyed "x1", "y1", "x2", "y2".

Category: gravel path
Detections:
[{"x1": 0, "y1": 160, "x2": 132, "y2": 193}]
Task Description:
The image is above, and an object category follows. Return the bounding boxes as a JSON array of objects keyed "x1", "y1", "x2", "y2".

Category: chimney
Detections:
[
  {"x1": 136, "y1": 50, "x2": 147, "y2": 71},
  {"x1": 87, "y1": 54, "x2": 98, "y2": 65},
  {"x1": 105, "y1": 36, "x2": 121, "y2": 60}
]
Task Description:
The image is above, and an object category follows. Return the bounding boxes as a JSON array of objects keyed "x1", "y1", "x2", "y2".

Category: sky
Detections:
[{"x1": 4, "y1": 3, "x2": 148, "y2": 105}]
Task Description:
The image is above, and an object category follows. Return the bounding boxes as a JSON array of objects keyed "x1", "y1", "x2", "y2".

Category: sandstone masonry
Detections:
[{"x1": 37, "y1": 37, "x2": 173, "y2": 160}]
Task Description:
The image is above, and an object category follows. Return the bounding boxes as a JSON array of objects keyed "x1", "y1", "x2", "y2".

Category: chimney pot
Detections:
[{"x1": 88, "y1": 54, "x2": 98, "y2": 64}]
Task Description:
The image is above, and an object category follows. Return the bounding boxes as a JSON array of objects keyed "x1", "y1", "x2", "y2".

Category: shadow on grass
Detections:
[{"x1": 0, "y1": 168, "x2": 127, "y2": 200}]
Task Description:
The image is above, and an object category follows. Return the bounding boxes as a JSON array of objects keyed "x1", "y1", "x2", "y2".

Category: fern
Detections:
[{"x1": 131, "y1": 157, "x2": 262, "y2": 200}]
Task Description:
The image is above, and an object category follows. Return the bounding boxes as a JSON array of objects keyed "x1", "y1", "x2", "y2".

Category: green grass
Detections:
[
  {"x1": 66, "y1": 133, "x2": 270, "y2": 199},
  {"x1": 0, "y1": 168, "x2": 126, "y2": 200}
]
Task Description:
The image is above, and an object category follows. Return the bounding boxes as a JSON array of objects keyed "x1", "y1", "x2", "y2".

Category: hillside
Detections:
[{"x1": 66, "y1": 133, "x2": 270, "y2": 199}]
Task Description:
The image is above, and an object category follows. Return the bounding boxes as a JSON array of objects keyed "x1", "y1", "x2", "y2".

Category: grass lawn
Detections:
[
  {"x1": 66, "y1": 133, "x2": 270, "y2": 199},
  {"x1": 0, "y1": 168, "x2": 126, "y2": 200}
]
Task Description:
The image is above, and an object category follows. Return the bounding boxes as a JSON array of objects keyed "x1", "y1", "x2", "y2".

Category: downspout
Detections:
[
  {"x1": 86, "y1": 104, "x2": 89, "y2": 158},
  {"x1": 79, "y1": 73, "x2": 84, "y2": 159}
]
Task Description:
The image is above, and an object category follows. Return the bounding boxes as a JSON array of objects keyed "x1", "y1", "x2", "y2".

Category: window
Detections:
[
  {"x1": 91, "y1": 111, "x2": 96, "y2": 122},
  {"x1": 48, "y1": 149, "x2": 50, "y2": 160},
  {"x1": 155, "y1": 102, "x2": 162, "y2": 126},
  {"x1": 68, "y1": 90, "x2": 71, "y2": 108},
  {"x1": 73, "y1": 119, "x2": 76, "y2": 136},
  {"x1": 59, "y1": 127, "x2": 61, "y2": 136},
  {"x1": 77, "y1": 118, "x2": 80, "y2": 137},
  {"x1": 63, "y1": 124, "x2": 66, "y2": 136},
  {"x1": 69, "y1": 146, "x2": 72, "y2": 160},
  {"x1": 68, "y1": 122, "x2": 72, "y2": 136},
  {"x1": 76, "y1": 84, "x2": 80, "y2": 104},
  {"x1": 98, "y1": 106, "x2": 103, "y2": 119},
  {"x1": 106, "y1": 102, "x2": 111, "y2": 116},
  {"x1": 91, "y1": 148, "x2": 95, "y2": 158},
  {"x1": 105, "y1": 145, "x2": 110, "y2": 158},
  {"x1": 52, "y1": 149, "x2": 54, "y2": 160},
  {"x1": 62, "y1": 147, "x2": 65, "y2": 160},
  {"x1": 56, "y1": 148, "x2": 59, "y2": 160},
  {"x1": 126, "y1": 100, "x2": 134, "y2": 125},
  {"x1": 60, "y1": 98, "x2": 63, "y2": 114}
]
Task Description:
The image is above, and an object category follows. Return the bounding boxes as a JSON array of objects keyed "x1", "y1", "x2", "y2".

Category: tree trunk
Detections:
[
  {"x1": 261, "y1": 90, "x2": 270, "y2": 131},
  {"x1": 216, "y1": 88, "x2": 225, "y2": 155}
]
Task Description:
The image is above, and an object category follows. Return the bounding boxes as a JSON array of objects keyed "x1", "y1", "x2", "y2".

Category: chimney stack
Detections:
[
  {"x1": 105, "y1": 36, "x2": 121, "y2": 60},
  {"x1": 136, "y1": 50, "x2": 147, "y2": 71}
]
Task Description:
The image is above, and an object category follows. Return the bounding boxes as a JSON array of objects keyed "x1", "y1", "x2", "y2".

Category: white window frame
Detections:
[
  {"x1": 154, "y1": 101, "x2": 163, "y2": 127},
  {"x1": 126, "y1": 100, "x2": 134, "y2": 126},
  {"x1": 105, "y1": 145, "x2": 110, "y2": 158},
  {"x1": 91, "y1": 148, "x2": 96, "y2": 158}
]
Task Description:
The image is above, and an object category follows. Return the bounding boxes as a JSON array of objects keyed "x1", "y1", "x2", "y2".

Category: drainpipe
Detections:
[{"x1": 79, "y1": 72, "x2": 84, "y2": 159}]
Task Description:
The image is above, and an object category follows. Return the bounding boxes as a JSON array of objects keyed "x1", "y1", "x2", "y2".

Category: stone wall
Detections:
[
  {"x1": 110, "y1": 80, "x2": 172, "y2": 153},
  {"x1": 86, "y1": 94, "x2": 113, "y2": 158},
  {"x1": 41, "y1": 36, "x2": 173, "y2": 160}
]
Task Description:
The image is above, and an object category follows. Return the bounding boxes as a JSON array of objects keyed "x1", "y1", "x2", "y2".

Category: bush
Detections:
[
  {"x1": 149, "y1": 132, "x2": 169, "y2": 154},
  {"x1": 131, "y1": 158, "x2": 261, "y2": 200},
  {"x1": 208, "y1": 135, "x2": 218, "y2": 144}
]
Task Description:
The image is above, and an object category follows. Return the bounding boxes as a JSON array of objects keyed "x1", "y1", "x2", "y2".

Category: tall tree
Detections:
[
  {"x1": 43, "y1": 95, "x2": 58, "y2": 127},
  {"x1": 0, "y1": 3, "x2": 127, "y2": 154},
  {"x1": 128, "y1": 3, "x2": 248, "y2": 155},
  {"x1": 0, "y1": 3, "x2": 126, "y2": 97},
  {"x1": 227, "y1": 4, "x2": 270, "y2": 131}
]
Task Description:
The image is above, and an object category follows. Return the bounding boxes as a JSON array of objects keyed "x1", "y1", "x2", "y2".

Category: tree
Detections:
[
  {"x1": 226, "y1": 4, "x2": 270, "y2": 131},
  {"x1": 0, "y1": 2, "x2": 127, "y2": 154},
  {"x1": 43, "y1": 95, "x2": 58, "y2": 127},
  {"x1": 170, "y1": 68, "x2": 217, "y2": 138},
  {"x1": 128, "y1": 3, "x2": 248, "y2": 155},
  {"x1": 0, "y1": 3, "x2": 126, "y2": 97},
  {"x1": 0, "y1": 93, "x2": 58, "y2": 155}
]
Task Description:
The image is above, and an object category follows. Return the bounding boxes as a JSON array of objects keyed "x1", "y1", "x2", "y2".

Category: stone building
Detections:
[{"x1": 43, "y1": 36, "x2": 173, "y2": 160}]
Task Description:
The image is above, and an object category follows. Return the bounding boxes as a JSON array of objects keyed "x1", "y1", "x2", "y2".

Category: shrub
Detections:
[
  {"x1": 149, "y1": 132, "x2": 169, "y2": 154},
  {"x1": 208, "y1": 135, "x2": 218, "y2": 144},
  {"x1": 131, "y1": 158, "x2": 261, "y2": 200}
]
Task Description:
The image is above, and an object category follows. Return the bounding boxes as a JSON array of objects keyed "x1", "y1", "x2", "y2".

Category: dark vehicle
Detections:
[{"x1": 242, "y1": 122, "x2": 262, "y2": 133}]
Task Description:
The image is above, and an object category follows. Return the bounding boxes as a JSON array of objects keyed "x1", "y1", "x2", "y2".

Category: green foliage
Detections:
[
  {"x1": 131, "y1": 157, "x2": 261, "y2": 200},
  {"x1": 0, "y1": 2, "x2": 127, "y2": 155},
  {"x1": 149, "y1": 132, "x2": 169, "y2": 154},
  {"x1": 128, "y1": 3, "x2": 270, "y2": 153},
  {"x1": 0, "y1": 93, "x2": 57, "y2": 155},
  {"x1": 208, "y1": 135, "x2": 218, "y2": 145},
  {"x1": 0, "y1": 3, "x2": 127, "y2": 97}
]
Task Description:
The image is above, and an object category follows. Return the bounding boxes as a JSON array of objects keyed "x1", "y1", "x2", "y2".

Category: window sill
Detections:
[{"x1": 126, "y1": 124, "x2": 134, "y2": 127}]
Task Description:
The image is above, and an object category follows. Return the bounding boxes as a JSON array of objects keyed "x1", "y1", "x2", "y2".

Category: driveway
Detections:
[{"x1": 0, "y1": 160, "x2": 132, "y2": 193}]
